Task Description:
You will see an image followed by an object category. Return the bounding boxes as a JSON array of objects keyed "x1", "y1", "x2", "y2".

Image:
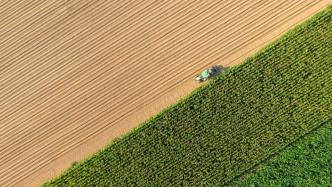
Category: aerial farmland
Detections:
[{"x1": 0, "y1": 0, "x2": 331, "y2": 186}]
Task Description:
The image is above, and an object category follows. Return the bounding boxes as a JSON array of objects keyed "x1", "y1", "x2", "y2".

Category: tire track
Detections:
[
  {"x1": 0, "y1": 0, "x2": 279, "y2": 144},
  {"x1": 0, "y1": 0, "x2": 318, "y2": 179},
  {"x1": 0, "y1": 0, "x2": 139, "y2": 79},
  {"x1": 0, "y1": 0, "x2": 260, "y2": 125},
  {"x1": 0, "y1": 0, "x2": 328, "y2": 186},
  {"x1": 0, "y1": 0, "x2": 312, "y2": 159},
  {"x1": 0, "y1": 0, "x2": 224, "y2": 127},
  {"x1": 0, "y1": 0, "x2": 191, "y2": 103}
]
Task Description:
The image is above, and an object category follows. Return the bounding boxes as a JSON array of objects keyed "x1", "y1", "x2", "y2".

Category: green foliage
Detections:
[
  {"x1": 230, "y1": 120, "x2": 332, "y2": 187},
  {"x1": 45, "y1": 7, "x2": 332, "y2": 187}
]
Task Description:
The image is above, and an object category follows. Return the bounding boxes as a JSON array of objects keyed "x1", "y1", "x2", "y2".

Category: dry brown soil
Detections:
[{"x1": 0, "y1": 0, "x2": 331, "y2": 186}]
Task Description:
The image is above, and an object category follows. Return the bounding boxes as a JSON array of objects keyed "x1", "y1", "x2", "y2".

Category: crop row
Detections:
[
  {"x1": 231, "y1": 119, "x2": 332, "y2": 186},
  {"x1": 46, "y1": 6, "x2": 332, "y2": 186}
]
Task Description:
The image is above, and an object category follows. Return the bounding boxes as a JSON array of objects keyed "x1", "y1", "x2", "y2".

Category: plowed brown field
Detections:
[{"x1": 0, "y1": 0, "x2": 330, "y2": 186}]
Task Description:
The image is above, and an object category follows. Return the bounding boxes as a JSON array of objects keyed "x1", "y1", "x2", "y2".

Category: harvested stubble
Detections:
[{"x1": 46, "y1": 6, "x2": 332, "y2": 186}]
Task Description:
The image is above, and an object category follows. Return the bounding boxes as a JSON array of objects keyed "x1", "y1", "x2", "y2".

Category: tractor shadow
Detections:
[{"x1": 210, "y1": 65, "x2": 229, "y2": 78}]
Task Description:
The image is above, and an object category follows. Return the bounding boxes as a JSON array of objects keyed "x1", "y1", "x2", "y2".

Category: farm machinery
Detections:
[{"x1": 195, "y1": 65, "x2": 223, "y2": 82}]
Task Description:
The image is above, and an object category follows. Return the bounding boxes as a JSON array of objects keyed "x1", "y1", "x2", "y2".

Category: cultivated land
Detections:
[
  {"x1": 47, "y1": 7, "x2": 332, "y2": 186},
  {"x1": 231, "y1": 120, "x2": 332, "y2": 186},
  {"x1": 0, "y1": 0, "x2": 331, "y2": 186}
]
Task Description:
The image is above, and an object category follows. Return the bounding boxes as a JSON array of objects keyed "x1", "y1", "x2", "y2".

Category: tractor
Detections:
[{"x1": 195, "y1": 65, "x2": 223, "y2": 82}]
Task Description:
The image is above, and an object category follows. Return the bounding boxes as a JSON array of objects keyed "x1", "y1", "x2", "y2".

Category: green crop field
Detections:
[
  {"x1": 230, "y1": 120, "x2": 332, "y2": 187},
  {"x1": 46, "y1": 7, "x2": 332, "y2": 186}
]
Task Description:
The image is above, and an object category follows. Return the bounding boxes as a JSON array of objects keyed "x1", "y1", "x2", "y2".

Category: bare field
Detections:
[{"x1": 0, "y1": 0, "x2": 330, "y2": 186}]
